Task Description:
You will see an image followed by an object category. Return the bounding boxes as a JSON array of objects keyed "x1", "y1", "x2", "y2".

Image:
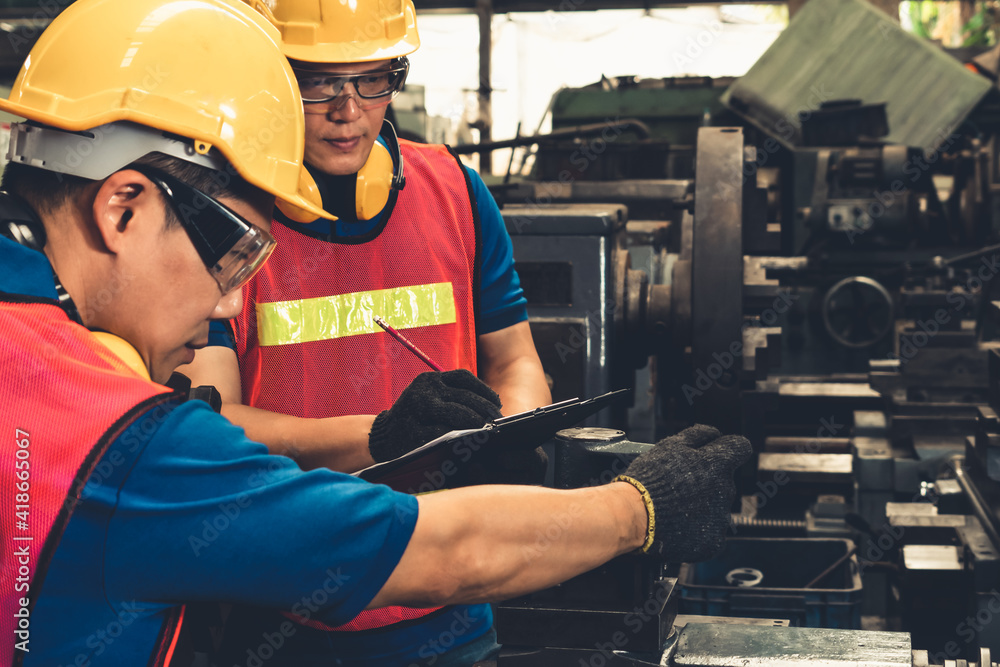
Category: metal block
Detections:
[
  {"x1": 764, "y1": 436, "x2": 851, "y2": 454},
  {"x1": 934, "y1": 479, "x2": 967, "y2": 515},
  {"x1": 956, "y1": 517, "x2": 1000, "y2": 592},
  {"x1": 778, "y1": 383, "x2": 881, "y2": 398},
  {"x1": 888, "y1": 514, "x2": 966, "y2": 528},
  {"x1": 854, "y1": 410, "x2": 889, "y2": 437},
  {"x1": 855, "y1": 437, "x2": 893, "y2": 491},
  {"x1": 495, "y1": 576, "x2": 676, "y2": 653},
  {"x1": 672, "y1": 623, "x2": 912, "y2": 666},
  {"x1": 856, "y1": 492, "x2": 894, "y2": 536},
  {"x1": 902, "y1": 545, "x2": 963, "y2": 571},
  {"x1": 758, "y1": 453, "x2": 853, "y2": 483},
  {"x1": 503, "y1": 203, "x2": 626, "y2": 236},
  {"x1": 672, "y1": 615, "x2": 789, "y2": 629},
  {"x1": 886, "y1": 503, "x2": 939, "y2": 517},
  {"x1": 495, "y1": 646, "x2": 663, "y2": 667},
  {"x1": 893, "y1": 459, "x2": 921, "y2": 496}
]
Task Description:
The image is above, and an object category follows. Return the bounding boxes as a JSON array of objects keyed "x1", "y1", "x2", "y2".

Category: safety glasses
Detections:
[
  {"x1": 294, "y1": 57, "x2": 409, "y2": 114},
  {"x1": 129, "y1": 164, "x2": 275, "y2": 294}
]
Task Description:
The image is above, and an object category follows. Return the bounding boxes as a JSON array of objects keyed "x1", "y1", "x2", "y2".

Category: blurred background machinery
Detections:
[
  {"x1": 448, "y1": 0, "x2": 1000, "y2": 663},
  {"x1": 4, "y1": 0, "x2": 1000, "y2": 663}
]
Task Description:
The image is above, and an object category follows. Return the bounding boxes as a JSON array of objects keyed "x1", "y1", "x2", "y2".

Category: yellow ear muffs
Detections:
[
  {"x1": 276, "y1": 167, "x2": 331, "y2": 224},
  {"x1": 91, "y1": 331, "x2": 151, "y2": 381},
  {"x1": 275, "y1": 121, "x2": 403, "y2": 223},
  {"x1": 355, "y1": 141, "x2": 394, "y2": 221}
]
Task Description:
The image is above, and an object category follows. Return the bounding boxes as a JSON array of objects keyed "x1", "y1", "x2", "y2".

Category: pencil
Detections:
[{"x1": 373, "y1": 316, "x2": 445, "y2": 372}]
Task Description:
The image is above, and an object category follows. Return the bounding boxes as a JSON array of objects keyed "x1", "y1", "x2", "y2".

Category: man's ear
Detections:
[{"x1": 90, "y1": 169, "x2": 162, "y2": 254}]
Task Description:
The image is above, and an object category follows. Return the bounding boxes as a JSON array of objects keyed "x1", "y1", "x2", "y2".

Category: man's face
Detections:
[
  {"x1": 295, "y1": 59, "x2": 393, "y2": 176},
  {"x1": 92, "y1": 180, "x2": 272, "y2": 384}
]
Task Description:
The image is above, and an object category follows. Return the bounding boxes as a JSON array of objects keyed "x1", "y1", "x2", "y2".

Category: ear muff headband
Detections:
[{"x1": 355, "y1": 120, "x2": 405, "y2": 220}]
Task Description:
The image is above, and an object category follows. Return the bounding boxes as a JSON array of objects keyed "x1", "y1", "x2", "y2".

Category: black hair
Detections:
[{"x1": 0, "y1": 152, "x2": 263, "y2": 226}]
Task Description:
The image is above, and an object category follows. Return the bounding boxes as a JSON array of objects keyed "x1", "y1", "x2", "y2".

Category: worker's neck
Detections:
[
  {"x1": 306, "y1": 162, "x2": 366, "y2": 225},
  {"x1": 40, "y1": 205, "x2": 112, "y2": 328}
]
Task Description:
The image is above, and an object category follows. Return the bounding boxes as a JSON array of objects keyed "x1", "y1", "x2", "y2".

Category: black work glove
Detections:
[
  {"x1": 616, "y1": 424, "x2": 751, "y2": 563},
  {"x1": 368, "y1": 370, "x2": 503, "y2": 463}
]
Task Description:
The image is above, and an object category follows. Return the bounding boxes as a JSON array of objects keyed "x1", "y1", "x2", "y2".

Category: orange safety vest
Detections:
[
  {"x1": 0, "y1": 299, "x2": 181, "y2": 665},
  {"x1": 232, "y1": 142, "x2": 480, "y2": 632}
]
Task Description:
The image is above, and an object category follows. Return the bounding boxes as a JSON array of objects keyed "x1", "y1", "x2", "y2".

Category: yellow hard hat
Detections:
[
  {"x1": 246, "y1": 0, "x2": 420, "y2": 63},
  {"x1": 0, "y1": 0, "x2": 331, "y2": 222}
]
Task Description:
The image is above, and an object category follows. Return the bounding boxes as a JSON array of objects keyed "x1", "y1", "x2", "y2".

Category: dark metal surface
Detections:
[
  {"x1": 504, "y1": 204, "x2": 629, "y2": 423},
  {"x1": 495, "y1": 576, "x2": 677, "y2": 653},
  {"x1": 552, "y1": 428, "x2": 654, "y2": 489},
  {"x1": 672, "y1": 623, "x2": 912, "y2": 666},
  {"x1": 691, "y1": 128, "x2": 745, "y2": 433},
  {"x1": 450, "y1": 119, "x2": 652, "y2": 153},
  {"x1": 953, "y1": 456, "x2": 1000, "y2": 552},
  {"x1": 821, "y1": 277, "x2": 894, "y2": 349},
  {"x1": 503, "y1": 203, "x2": 627, "y2": 236}
]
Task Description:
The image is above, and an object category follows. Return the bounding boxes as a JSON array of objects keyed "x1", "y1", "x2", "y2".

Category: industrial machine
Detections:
[{"x1": 464, "y1": 0, "x2": 1000, "y2": 663}]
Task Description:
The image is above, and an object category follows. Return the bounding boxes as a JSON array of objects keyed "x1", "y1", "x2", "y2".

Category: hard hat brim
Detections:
[{"x1": 0, "y1": 100, "x2": 334, "y2": 222}]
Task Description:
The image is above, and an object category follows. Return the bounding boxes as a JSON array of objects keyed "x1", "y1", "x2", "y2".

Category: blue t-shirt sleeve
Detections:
[
  {"x1": 466, "y1": 166, "x2": 529, "y2": 334},
  {"x1": 207, "y1": 320, "x2": 235, "y2": 349},
  {"x1": 101, "y1": 401, "x2": 418, "y2": 626}
]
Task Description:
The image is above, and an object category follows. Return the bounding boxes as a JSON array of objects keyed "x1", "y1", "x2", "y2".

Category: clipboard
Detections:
[{"x1": 354, "y1": 388, "x2": 629, "y2": 493}]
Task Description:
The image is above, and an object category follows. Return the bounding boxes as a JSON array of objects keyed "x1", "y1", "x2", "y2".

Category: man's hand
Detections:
[
  {"x1": 368, "y1": 370, "x2": 503, "y2": 463},
  {"x1": 615, "y1": 425, "x2": 751, "y2": 563}
]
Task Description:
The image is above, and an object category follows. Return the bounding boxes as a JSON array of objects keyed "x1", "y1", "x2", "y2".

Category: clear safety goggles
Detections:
[
  {"x1": 294, "y1": 57, "x2": 409, "y2": 114},
  {"x1": 129, "y1": 164, "x2": 275, "y2": 294}
]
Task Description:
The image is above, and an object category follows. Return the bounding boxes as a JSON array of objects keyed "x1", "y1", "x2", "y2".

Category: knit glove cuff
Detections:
[{"x1": 614, "y1": 475, "x2": 655, "y2": 553}]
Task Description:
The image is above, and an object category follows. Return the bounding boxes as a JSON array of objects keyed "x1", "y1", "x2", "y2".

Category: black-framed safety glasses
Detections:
[
  {"x1": 294, "y1": 57, "x2": 409, "y2": 114},
  {"x1": 129, "y1": 164, "x2": 276, "y2": 294}
]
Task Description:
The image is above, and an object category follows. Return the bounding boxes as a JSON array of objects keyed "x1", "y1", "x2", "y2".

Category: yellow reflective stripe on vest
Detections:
[{"x1": 256, "y1": 282, "x2": 457, "y2": 346}]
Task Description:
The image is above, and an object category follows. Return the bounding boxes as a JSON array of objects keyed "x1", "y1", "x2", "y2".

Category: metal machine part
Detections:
[
  {"x1": 672, "y1": 624, "x2": 913, "y2": 667},
  {"x1": 482, "y1": 6, "x2": 1000, "y2": 659},
  {"x1": 822, "y1": 276, "x2": 895, "y2": 349},
  {"x1": 482, "y1": 621, "x2": 1000, "y2": 666},
  {"x1": 724, "y1": 568, "x2": 764, "y2": 587}
]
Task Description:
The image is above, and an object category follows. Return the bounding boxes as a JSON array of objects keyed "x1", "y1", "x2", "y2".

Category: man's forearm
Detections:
[
  {"x1": 222, "y1": 403, "x2": 376, "y2": 473},
  {"x1": 484, "y1": 356, "x2": 552, "y2": 416},
  {"x1": 367, "y1": 482, "x2": 646, "y2": 609},
  {"x1": 477, "y1": 321, "x2": 552, "y2": 416}
]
